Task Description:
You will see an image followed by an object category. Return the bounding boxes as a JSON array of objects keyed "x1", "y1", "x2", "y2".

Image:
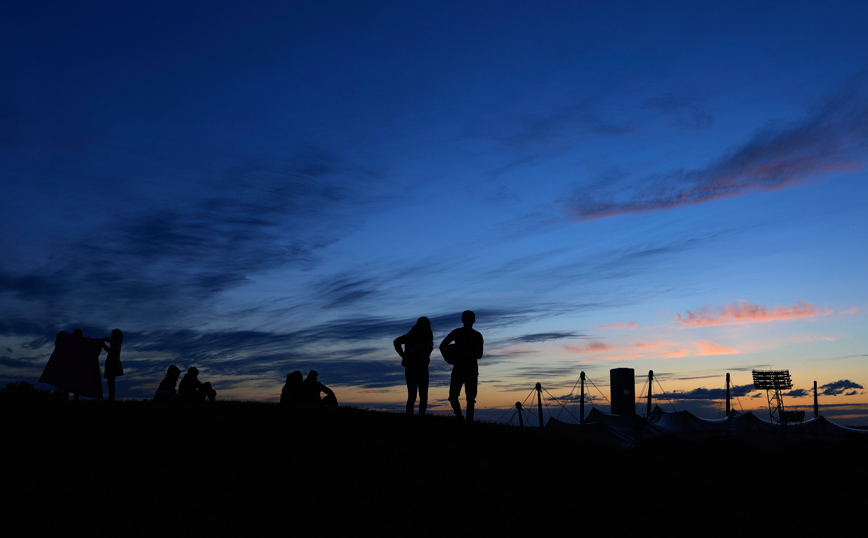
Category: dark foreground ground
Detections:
[{"x1": 5, "y1": 400, "x2": 867, "y2": 535}]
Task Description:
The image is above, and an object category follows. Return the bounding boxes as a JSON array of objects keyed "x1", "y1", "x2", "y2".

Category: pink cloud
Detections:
[
  {"x1": 674, "y1": 300, "x2": 832, "y2": 328},
  {"x1": 693, "y1": 340, "x2": 739, "y2": 356},
  {"x1": 590, "y1": 321, "x2": 637, "y2": 330},
  {"x1": 565, "y1": 341, "x2": 611, "y2": 354}
]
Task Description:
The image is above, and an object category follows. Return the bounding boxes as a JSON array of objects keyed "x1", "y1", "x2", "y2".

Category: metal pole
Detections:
[
  {"x1": 535, "y1": 382, "x2": 544, "y2": 428},
  {"x1": 726, "y1": 373, "x2": 731, "y2": 416},
  {"x1": 516, "y1": 402, "x2": 524, "y2": 428},
  {"x1": 813, "y1": 380, "x2": 818, "y2": 419},
  {"x1": 646, "y1": 370, "x2": 654, "y2": 418},
  {"x1": 580, "y1": 371, "x2": 585, "y2": 424}
]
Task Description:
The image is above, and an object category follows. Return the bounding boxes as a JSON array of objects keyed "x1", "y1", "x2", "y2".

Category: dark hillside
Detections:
[{"x1": 5, "y1": 401, "x2": 864, "y2": 535}]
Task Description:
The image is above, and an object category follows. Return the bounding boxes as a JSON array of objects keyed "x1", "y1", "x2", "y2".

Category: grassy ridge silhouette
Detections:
[{"x1": 4, "y1": 398, "x2": 865, "y2": 534}]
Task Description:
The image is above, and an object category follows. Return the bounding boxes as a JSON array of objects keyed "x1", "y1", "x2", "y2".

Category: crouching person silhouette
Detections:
[
  {"x1": 280, "y1": 370, "x2": 304, "y2": 406},
  {"x1": 439, "y1": 310, "x2": 483, "y2": 424},
  {"x1": 178, "y1": 367, "x2": 217, "y2": 403},
  {"x1": 154, "y1": 365, "x2": 181, "y2": 402},
  {"x1": 300, "y1": 370, "x2": 337, "y2": 407}
]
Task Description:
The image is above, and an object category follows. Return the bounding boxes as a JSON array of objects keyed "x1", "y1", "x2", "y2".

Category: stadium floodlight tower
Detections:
[{"x1": 752, "y1": 370, "x2": 793, "y2": 425}]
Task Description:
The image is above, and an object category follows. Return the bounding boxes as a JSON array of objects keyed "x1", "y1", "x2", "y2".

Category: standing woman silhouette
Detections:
[
  {"x1": 393, "y1": 317, "x2": 433, "y2": 423},
  {"x1": 102, "y1": 328, "x2": 124, "y2": 401}
]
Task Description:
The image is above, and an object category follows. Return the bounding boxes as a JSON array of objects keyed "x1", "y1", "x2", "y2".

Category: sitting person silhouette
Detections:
[
  {"x1": 280, "y1": 370, "x2": 304, "y2": 405},
  {"x1": 178, "y1": 367, "x2": 217, "y2": 403},
  {"x1": 300, "y1": 370, "x2": 337, "y2": 407},
  {"x1": 154, "y1": 365, "x2": 181, "y2": 401}
]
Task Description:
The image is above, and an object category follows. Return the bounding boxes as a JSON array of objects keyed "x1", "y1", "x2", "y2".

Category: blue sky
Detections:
[{"x1": 2, "y1": 1, "x2": 867, "y2": 423}]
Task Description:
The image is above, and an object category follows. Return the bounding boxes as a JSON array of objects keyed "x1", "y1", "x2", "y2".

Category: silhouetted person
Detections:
[
  {"x1": 394, "y1": 317, "x2": 433, "y2": 422},
  {"x1": 102, "y1": 328, "x2": 124, "y2": 402},
  {"x1": 300, "y1": 370, "x2": 337, "y2": 407},
  {"x1": 154, "y1": 365, "x2": 181, "y2": 401},
  {"x1": 439, "y1": 311, "x2": 483, "y2": 424},
  {"x1": 40, "y1": 328, "x2": 105, "y2": 399},
  {"x1": 178, "y1": 367, "x2": 217, "y2": 403},
  {"x1": 280, "y1": 370, "x2": 304, "y2": 406}
]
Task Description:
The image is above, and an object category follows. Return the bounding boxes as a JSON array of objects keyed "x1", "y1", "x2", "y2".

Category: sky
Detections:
[{"x1": 2, "y1": 1, "x2": 867, "y2": 424}]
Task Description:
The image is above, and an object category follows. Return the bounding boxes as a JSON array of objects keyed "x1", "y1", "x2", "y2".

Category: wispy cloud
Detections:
[
  {"x1": 643, "y1": 91, "x2": 714, "y2": 132},
  {"x1": 674, "y1": 299, "x2": 832, "y2": 328},
  {"x1": 507, "y1": 332, "x2": 580, "y2": 344},
  {"x1": 563, "y1": 338, "x2": 737, "y2": 361},
  {"x1": 693, "y1": 340, "x2": 739, "y2": 356},
  {"x1": 567, "y1": 70, "x2": 868, "y2": 220},
  {"x1": 1, "y1": 151, "x2": 384, "y2": 326},
  {"x1": 589, "y1": 322, "x2": 636, "y2": 330},
  {"x1": 565, "y1": 341, "x2": 612, "y2": 354}
]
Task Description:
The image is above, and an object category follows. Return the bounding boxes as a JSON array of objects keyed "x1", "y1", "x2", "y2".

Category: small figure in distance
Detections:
[
  {"x1": 178, "y1": 367, "x2": 217, "y2": 403},
  {"x1": 154, "y1": 365, "x2": 181, "y2": 402},
  {"x1": 439, "y1": 310, "x2": 484, "y2": 424},
  {"x1": 300, "y1": 370, "x2": 337, "y2": 407},
  {"x1": 394, "y1": 316, "x2": 433, "y2": 423},
  {"x1": 102, "y1": 328, "x2": 124, "y2": 402},
  {"x1": 280, "y1": 370, "x2": 304, "y2": 406}
]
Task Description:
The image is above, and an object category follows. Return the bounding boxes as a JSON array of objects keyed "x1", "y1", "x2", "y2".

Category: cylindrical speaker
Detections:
[{"x1": 610, "y1": 368, "x2": 635, "y2": 416}]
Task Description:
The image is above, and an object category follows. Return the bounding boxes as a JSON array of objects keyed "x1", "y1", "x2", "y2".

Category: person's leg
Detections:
[
  {"x1": 405, "y1": 368, "x2": 417, "y2": 415},
  {"x1": 418, "y1": 368, "x2": 429, "y2": 416},
  {"x1": 465, "y1": 374, "x2": 478, "y2": 423},
  {"x1": 448, "y1": 369, "x2": 464, "y2": 419},
  {"x1": 107, "y1": 377, "x2": 116, "y2": 402}
]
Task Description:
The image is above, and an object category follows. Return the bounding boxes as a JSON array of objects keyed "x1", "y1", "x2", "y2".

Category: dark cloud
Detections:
[
  {"x1": 314, "y1": 275, "x2": 382, "y2": 309},
  {"x1": 0, "y1": 355, "x2": 41, "y2": 368},
  {"x1": 567, "y1": 70, "x2": 868, "y2": 220},
  {"x1": 820, "y1": 379, "x2": 864, "y2": 396},
  {"x1": 2, "y1": 150, "x2": 382, "y2": 326},
  {"x1": 507, "y1": 332, "x2": 581, "y2": 344},
  {"x1": 669, "y1": 384, "x2": 757, "y2": 400}
]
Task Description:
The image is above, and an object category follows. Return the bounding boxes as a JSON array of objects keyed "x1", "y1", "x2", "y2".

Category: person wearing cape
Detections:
[{"x1": 40, "y1": 329, "x2": 104, "y2": 399}]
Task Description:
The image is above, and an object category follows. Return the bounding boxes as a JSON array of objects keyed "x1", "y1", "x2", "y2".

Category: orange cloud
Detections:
[
  {"x1": 674, "y1": 300, "x2": 832, "y2": 328},
  {"x1": 590, "y1": 321, "x2": 637, "y2": 330}
]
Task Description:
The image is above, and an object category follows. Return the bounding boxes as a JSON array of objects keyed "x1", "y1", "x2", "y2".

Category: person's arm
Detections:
[
  {"x1": 320, "y1": 383, "x2": 335, "y2": 398},
  {"x1": 439, "y1": 330, "x2": 456, "y2": 357},
  {"x1": 393, "y1": 334, "x2": 406, "y2": 359}
]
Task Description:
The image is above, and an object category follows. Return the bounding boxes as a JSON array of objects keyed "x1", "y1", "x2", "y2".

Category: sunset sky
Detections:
[{"x1": 2, "y1": 1, "x2": 867, "y2": 423}]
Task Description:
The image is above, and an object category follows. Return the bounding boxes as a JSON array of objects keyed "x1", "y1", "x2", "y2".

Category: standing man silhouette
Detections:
[{"x1": 439, "y1": 310, "x2": 483, "y2": 424}]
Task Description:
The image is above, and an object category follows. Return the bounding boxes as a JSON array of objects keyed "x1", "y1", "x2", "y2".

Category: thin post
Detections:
[
  {"x1": 726, "y1": 373, "x2": 731, "y2": 415},
  {"x1": 516, "y1": 402, "x2": 524, "y2": 428},
  {"x1": 580, "y1": 371, "x2": 585, "y2": 424},
  {"x1": 535, "y1": 382, "x2": 544, "y2": 428},
  {"x1": 646, "y1": 370, "x2": 654, "y2": 418},
  {"x1": 813, "y1": 381, "x2": 818, "y2": 419}
]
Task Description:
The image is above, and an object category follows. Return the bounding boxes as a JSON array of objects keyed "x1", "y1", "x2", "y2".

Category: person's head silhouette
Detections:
[{"x1": 461, "y1": 310, "x2": 475, "y2": 327}]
